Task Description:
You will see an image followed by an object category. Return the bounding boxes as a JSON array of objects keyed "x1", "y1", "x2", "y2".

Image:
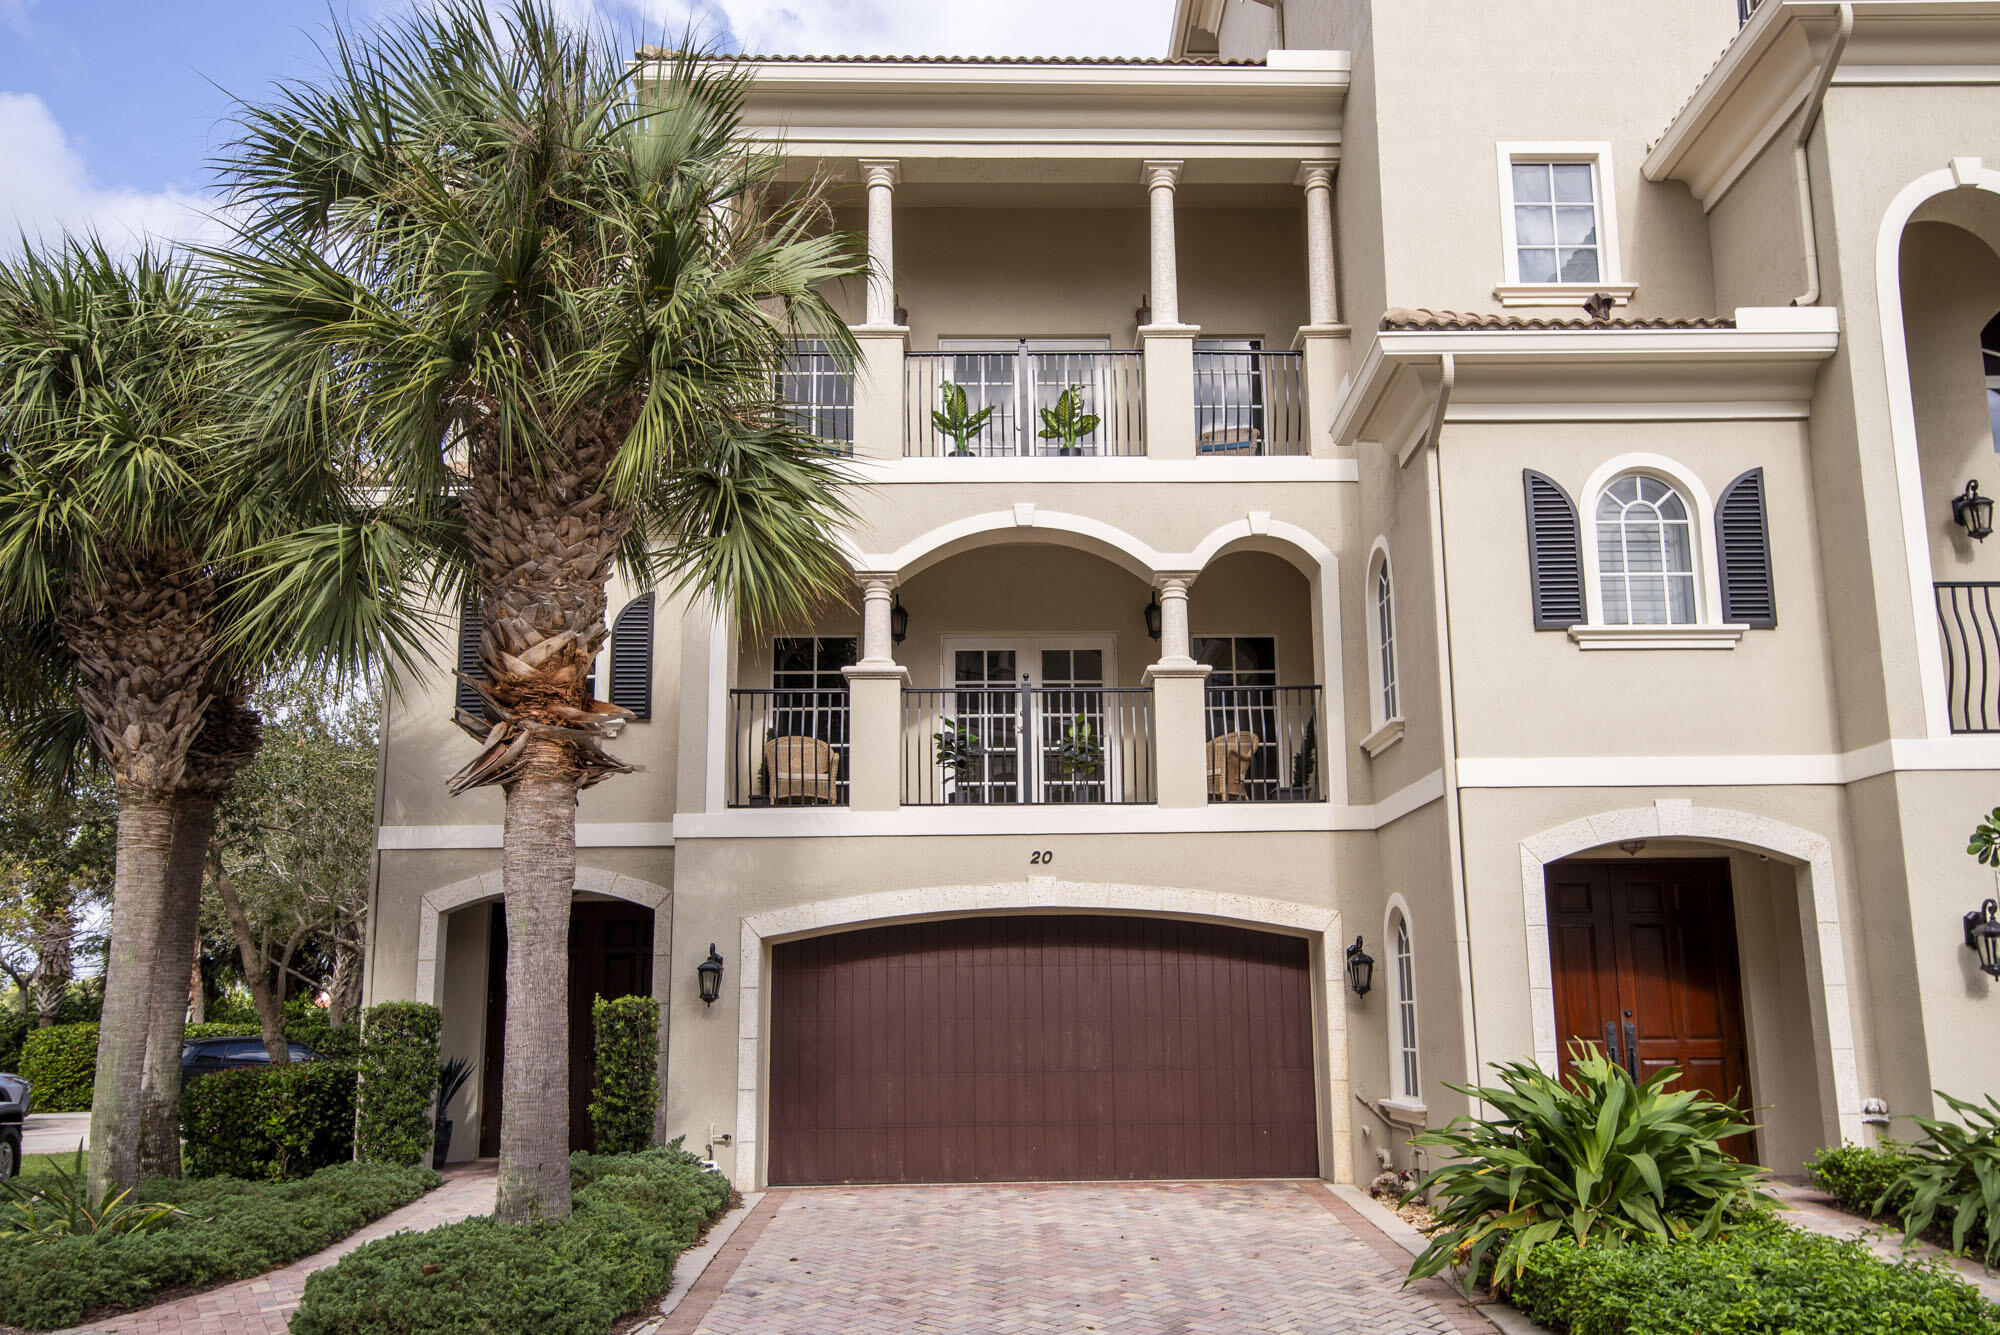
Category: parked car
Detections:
[
  {"x1": 0, "y1": 1114, "x2": 17, "y2": 1180},
  {"x1": 180, "y1": 1037, "x2": 319, "y2": 1085},
  {"x1": 0, "y1": 1072, "x2": 29, "y2": 1121}
]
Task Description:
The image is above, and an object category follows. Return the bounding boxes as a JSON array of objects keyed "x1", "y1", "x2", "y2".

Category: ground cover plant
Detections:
[
  {"x1": 289, "y1": 1141, "x2": 729, "y2": 1335},
  {"x1": 1405, "y1": 1046, "x2": 1770, "y2": 1294},
  {"x1": 0, "y1": 1160, "x2": 437, "y2": 1330},
  {"x1": 1509, "y1": 1216, "x2": 2000, "y2": 1335}
]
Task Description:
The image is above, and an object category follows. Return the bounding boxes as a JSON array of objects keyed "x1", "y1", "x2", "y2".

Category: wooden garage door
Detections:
[{"x1": 767, "y1": 915, "x2": 1319, "y2": 1184}]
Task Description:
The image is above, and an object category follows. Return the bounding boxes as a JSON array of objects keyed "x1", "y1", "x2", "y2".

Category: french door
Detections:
[{"x1": 943, "y1": 638, "x2": 1116, "y2": 803}]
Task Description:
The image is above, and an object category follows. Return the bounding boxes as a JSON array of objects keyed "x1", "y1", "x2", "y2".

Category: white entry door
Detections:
[{"x1": 941, "y1": 637, "x2": 1117, "y2": 802}]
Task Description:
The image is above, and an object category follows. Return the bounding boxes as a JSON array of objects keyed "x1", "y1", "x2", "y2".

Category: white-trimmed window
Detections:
[
  {"x1": 1494, "y1": 143, "x2": 1632, "y2": 308},
  {"x1": 1982, "y1": 312, "x2": 2000, "y2": 451},
  {"x1": 1387, "y1": 905, "x2": 1420, "y2": 1104},
  {"x1": 1594, "y1": 475, "x2": 1697, "y2": 626},
  {"x1": 1363, "y1": 541, "x2": 1402, "y2": 754}
]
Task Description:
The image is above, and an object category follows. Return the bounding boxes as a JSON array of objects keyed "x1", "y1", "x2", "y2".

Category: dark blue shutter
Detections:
[
  {"x1": 1523, "y1": 470, "x2": 1584, "y2": 629},
  {"x1": 454, "y1": 597, "x2": 487, "y2": 718},
  {"x1": 1716, "y1": 467, "x2": 1776, "y2": 627},
  {"x1": 609, "y1": 593, "x2": 655, "y2": 720}
]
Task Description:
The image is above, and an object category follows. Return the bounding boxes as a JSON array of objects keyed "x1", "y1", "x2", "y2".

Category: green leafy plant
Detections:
[
  {"x1": 16, "y1": 1023, "x2": 96, "y2": 1112},
  {"x1": 933, "y1": 720, "x2": 984, "y2": 790},
  {"x1": 930, "y1": 381, "x2": 995, "y2": 456},
  {"x1": 354, "y1": 1002, "x2": 442, "y2": 1167},
  {"x1": 1878, "y1": 1091, "x2": 2000, "y2": 1264},
  {"x1": 1052, "y1": 715, "x2": 1104, "y2": 779},
  {"x1": 1036, "y1": 384, "x2": 1100, "y2": 455},
  {"x1": 1967, "y1": 807, "x2": 2000, "y2": 864},
  {"x1": 588, "y1": 997, "x2": 658, "y2": 1156},
  {"x1": 1510, "y1": 1217, "x2": 2000, "y2": 1335},
  {"x1": 1405, "y1": 1045, "x2": 1771, "y2": 1294},
  {"x1": 433, "y1": 1054, "x2": 473, "y2": 1166},
  {"x1": 182, "y1": 1061, "x2": 358, "y2": 1180},
  {"x1": 1808, "y1": 1142, "x2": 1916, "y2": 1221},
  {"x1": 0, "y1": 1147, "x2": 191, "y2": 1241},
  {"x1": 1289, "y1": 715, "x2": 1318, "y2": 791}
]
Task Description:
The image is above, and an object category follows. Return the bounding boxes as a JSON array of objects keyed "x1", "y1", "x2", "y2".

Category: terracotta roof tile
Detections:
[
  {"x1": 642, "y1": 48, "x2": 1262, "y2": 67},
  {"x1": 1380, "y1": 307, "x2": 1737, "y2": 332}
]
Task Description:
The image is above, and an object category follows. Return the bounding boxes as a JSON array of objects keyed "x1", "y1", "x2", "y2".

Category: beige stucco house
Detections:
[{"x1": 364, "y1": 0, "x2": 2000, "y2": 1190}]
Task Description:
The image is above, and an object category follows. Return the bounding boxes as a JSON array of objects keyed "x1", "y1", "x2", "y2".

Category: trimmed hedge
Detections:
[
  {"x1": 356, "y1": 1002, "x2": 442, "y2": 1166},
  {"x1": 0, "y1": 1161, "x2": 438, "y2": 1330},
  {"x1": 1510, "y1": 1219, "x2": 2000, "y2": 1335},
  {"x1": 588, "y1": 995, "x2": 657, "y2": 1155},
  {"x1": 17, "y1": 1022, "x2": 97, "y2": 1112},
  {"x1": 181, "y1": 1060, "x2": 357, "y2": 1180},
  {"x1": 290, "y1": 1142, "x2": 730, "y2": 1335},
  {"x1": 1809, "y1": 1142, "x2": 1915, "y2": 1220}
]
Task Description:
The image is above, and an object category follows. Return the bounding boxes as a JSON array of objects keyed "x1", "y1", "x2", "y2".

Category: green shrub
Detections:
[
  {"x1": 1881, "y1": 1091, "x2": 2000, "y2": 1265},
  {"x1": 17, "y1": 1023, "x2": 97, "y2": 1112},
  {"x1": 0, "y1": 1161, "x2": 437, "y2": 1330},
  {"x1": 1510, "y1": 1218, "x2": 2000, "y2": 1335},
  {"x1": 355, "y1": 1002, "x2": 441, "y2": 1166},
  {"x1": 285, "y1": 1004, "x2": 360, "y2": 1059},
  {"x1": 1406, "y1": 1046, "x2": 1771, "y2": 1294},
  {"x1": 182, "y1": 1060, "x2": 357, "y2": 1180},
  {"x1": 588, "y1": 995, "x2": 657, "y2": 1155},
  {"x1": 0, "y1": 1002, "x2": 26, "y2": 1073},
  {"x1": 1808, "y1": 1142, "x2": 1915, "y2": 1220},
  {"x1": 291, "y1": 1144, "x2": 729, "y2": 1335}
]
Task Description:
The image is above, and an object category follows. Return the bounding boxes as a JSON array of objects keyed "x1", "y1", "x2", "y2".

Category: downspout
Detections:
[{"x1": 1790, "y1": 3, "x2": 1854, "y2": 307}]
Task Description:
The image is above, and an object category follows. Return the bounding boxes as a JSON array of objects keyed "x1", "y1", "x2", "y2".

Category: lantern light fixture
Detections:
[
  {"x1": 1135, "y1": 294, "x2": 1153, "y2": 327},
  {"x1": 1955, "y1": 480, "x2": 1995, "y2": 542},
  {"x1": 1144, "y1": 592, "x2": 1162, "y2": 641},
  {"x1": 697, "y1": 943, "x2": 725, "y2": 1005},
  {"x1": 1344, "y1": 935, "x2": 1375, "y2": 998},
  {"x1": 1967, "y1": 899, "x2": 2000, "y2": 981},
  {"x1": 890, "y1": 595, "x2": 909, "y2": 645}
]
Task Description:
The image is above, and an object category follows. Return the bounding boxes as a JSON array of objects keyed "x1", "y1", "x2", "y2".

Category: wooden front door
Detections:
[
  {"x1": 766, "y1": 915, "x2": 1319, "y2": 1185},
  {"x1": 1546, "y1": 858, "x2": 1755, "y2": 1158},
  {"x1": 477, "y1": 899, "x2": 655, "y2": 1157}
]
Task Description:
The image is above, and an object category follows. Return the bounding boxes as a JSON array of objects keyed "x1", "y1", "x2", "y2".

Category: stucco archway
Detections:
[
  {"x1": 1518, "y1": 800, "x2": 1862, "y2": 1145},
  {"x1": 416, "y1": 867, "x2": 673, "y2": 1142},
  {"x1": 730, "y1": 880, "x2": 1350, "y2": 1191}
]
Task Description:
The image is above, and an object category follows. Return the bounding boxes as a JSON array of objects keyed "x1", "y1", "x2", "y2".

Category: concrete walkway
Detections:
[
  {"x1": 54, "y1": 1164, "x2": 498, "y2": 1335},
  {"x1": 1771, "y1": 1180, "x2": 2000, "y2": 1305},
  {"x1": 659, "y1": 1180, "x2": 1504, "y2": 1335}
]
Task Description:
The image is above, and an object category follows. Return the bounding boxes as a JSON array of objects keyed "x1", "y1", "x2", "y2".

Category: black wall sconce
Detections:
[
  {"x1": 697, "y1": 943, "x2": 725, "y2": 1005},
  {"x1": 1967, "y1": 899, "x2": 2000, "y2": 980},
  {"x1": 890, "y1": 595, "x2": 909, "y2": 645},
  {"x1": 1955, "y1": 480, "x2": 1994, "y2": 542},
  {"x1": 1135, "y1": 294, "x2": 1152, "y2": 327},
  {"x1": 1344, "y1": 936, "x2": 1375, "y2": 998},
  {"x1": 1143, "y1": 592, "x2": 1162, "y2": 641}
]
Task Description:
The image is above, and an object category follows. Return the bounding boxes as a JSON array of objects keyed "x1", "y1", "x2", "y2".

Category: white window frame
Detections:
[
  {"x1": 1382, "y1": 896, "x2": 1423, "y2": 1112},
  {"x1": 1493, "y1": 142, "x2": 1636, "y2": 309},
  {"x1": 1361, "y1": 538, "x2": 1404, "y2": 756},
  {"x1": 1573, "y1": 453, "x2": 1742, "y2": 650}
]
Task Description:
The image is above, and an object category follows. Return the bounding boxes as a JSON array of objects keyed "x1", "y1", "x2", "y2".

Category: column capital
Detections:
[
  {"x1": 1294, "y1": 160, "x2": 1337, "y2": 191},
  {"x1": 859, "y1": 158, "x2": 901, "y2": 190},
  {"x1": 1141, "y1": 159, "x2": 1184, "y2": 192},
  {"x1": 1152, "y1": 572, "x2": 1200, "y2": 594},
  {"x1": 855, "y1": 572, "x2": 901, "y2": 594}
]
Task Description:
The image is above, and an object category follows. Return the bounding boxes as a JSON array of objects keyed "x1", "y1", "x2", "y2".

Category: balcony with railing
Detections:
[
  {"x1": 1194, "y1": 347, "x2": 1306, "y2": 457},
  {"x1": 1204, "y1": 684, "x2": 1325, "y2": 803},
  {"x1": 1936, "y1": 582, "x2": 2000, "y2": 733},
  {"x1": 725, "y1": 687, "x2": 852, "y2": 807},
  {"x1": 904, "y1": 346, "x2": 1145, "y2": 458},
  {"x1": 903, "y1": 683, "x2": 1156, "y2": 805}
]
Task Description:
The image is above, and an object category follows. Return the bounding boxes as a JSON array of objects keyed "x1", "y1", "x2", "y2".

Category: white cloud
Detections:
[{"x1": 0, "y1": 92, "x2": 224, "y2": 259}]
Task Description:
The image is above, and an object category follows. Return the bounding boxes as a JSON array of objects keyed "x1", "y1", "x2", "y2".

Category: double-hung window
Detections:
[{"x1": 1495, "y1": 144, "x2": 1631, "y2": 307}]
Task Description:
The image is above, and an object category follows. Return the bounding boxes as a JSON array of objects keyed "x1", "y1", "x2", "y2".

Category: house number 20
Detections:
[{"x1": 1029, "y1": 850, "x2": 1054, "y2": 865}]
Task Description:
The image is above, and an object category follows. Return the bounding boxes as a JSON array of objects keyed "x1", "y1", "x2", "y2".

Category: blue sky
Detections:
[{"x1": 0, "y1": 0, "x2": 1166, "y2": 255}]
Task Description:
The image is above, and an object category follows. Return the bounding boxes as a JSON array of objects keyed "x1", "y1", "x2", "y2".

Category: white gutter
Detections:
[{"x1": 1790, "y1": 3, "x2": 1854, "y2": 307}]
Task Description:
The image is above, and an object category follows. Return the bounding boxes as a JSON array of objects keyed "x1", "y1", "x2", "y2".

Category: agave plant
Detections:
[
  {"x1": 0, "y1": 1146, "x2": 191, "y2": 1241},
  {"x1": 1405, "y1": 1045, "x2": 1771, "y2": 1295},
  {"x1": 1876, "y1": 1090, "x2": 2000, "y2": 1265}
]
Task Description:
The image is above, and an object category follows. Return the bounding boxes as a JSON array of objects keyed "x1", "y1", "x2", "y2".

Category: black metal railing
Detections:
[
  {"x1": 776, "y1": 346, "x2": 854, "y2": 451},
  {"x1": 904, "y1": 347, "x2": 1144, "y2": 457},
  {"x1": 727, "y1": 688, "x2": 850, "y2": 806},
  {"x1": 903, "y1": 684, "x2": 1155, "y2": 805},
  {"x1": 1204, "y1": 685, "x2": 1326, "y2": 803},
  {"x1": 1936, "y1": 583, "x2": 2000, "y2": 733},
  {"x1": 1195, "y1": 350, "x2": 1306, "y2": 456},
  {"x1": 1738, "y1": 0, "x2": 1765, "y2": 23}
]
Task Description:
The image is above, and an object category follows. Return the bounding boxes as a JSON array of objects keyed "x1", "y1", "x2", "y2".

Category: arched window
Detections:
[
  {"x1": 1368, "y1": 547, "x2": 1399, "y2": 728},
  {"x1": 1389, "y1": 908, "x2": 1420, "y2": 1102},
  {"x1": 1982, "y1": 312, "x2": 2000, "y2": 451},
  {"x1": 1593, "y1": 475, "x2": 1696, "y2": 626}
]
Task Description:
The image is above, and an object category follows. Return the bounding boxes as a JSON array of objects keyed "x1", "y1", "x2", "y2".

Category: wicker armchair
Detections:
[
  {"x1": 1206, "y1": 731, "x2": 1261, "y2": 800},
  {"x1": 764, "y1": 736, "x2": 839, "y2": 804}
]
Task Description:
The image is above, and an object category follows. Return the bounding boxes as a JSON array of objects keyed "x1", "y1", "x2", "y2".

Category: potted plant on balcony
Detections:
[
  {"x1": 1051, "y1": 714, "x2": 1106, "y2": 803},
  {"x1": 931, "y1": 381, "x2": 994, "y2": 456},
  {"x1": 1037, "y1": 383, "x2": 1100, "y2": 456},
  {"x1": 934, "y1": 719, "x2": 985, "y2": 801},
  {"x1": 1276, "y1": 716, "x2": 1317, "y2": 803}
]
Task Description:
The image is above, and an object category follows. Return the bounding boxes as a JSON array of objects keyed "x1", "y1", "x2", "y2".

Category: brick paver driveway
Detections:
[{"x1": 665, "y1": 1181, "x2": 1497, "y2": 1335}]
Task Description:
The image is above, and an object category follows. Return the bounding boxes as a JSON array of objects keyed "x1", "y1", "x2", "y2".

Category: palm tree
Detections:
[{"x1": 213, "y1": 2, "x2": 863, "y2": 1221}]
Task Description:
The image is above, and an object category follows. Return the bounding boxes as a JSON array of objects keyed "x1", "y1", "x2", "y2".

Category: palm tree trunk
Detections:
[
  {"x1": 88, "y1": 788, "x2": 179, "y2": 1204},
  {"x1": 137, "y1": 793, "x2": 219, "y2": 1178},
  {"x1": 494, "y1": 761, "x2": 579, "y2": 1223}
]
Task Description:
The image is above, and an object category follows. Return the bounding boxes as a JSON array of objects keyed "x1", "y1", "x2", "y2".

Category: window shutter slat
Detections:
[
  {"x1": 1522, "y1": 469, "x2": 1584, "y2": 629},
  {"x1": 609, "y1": 593, "x2": 655, "y2": 720},
  {"x1": 1717, "y1": 467, "x2": 1777, "y2": 627},
  {"x1": 454, "y1": 597, "x2": 487, "y2": 719}
]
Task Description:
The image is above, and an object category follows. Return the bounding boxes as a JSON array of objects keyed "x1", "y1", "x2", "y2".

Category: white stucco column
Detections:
[
  {"x1": 1153, "y1": 576, "x2": 1195, "y2": 667},
  {"x1": 1294, "y1": 159, "x2": 1351, "y2": 458},
  {"x1": 1145, "y1": 574, "x2": 1210, "y2": 809},
  {"x1": 860, "y1": 159, "x2": 900, "y2": 329},
  {"x1": 1297, "y1": 160, "x2": 1339, "y2": 326},
  {"x1": 842, "y1": 573, "x2": 906, "y2": 812},
  {"x1": 1142, "y1": 160, "x2": 1184, "y2": 327}
]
